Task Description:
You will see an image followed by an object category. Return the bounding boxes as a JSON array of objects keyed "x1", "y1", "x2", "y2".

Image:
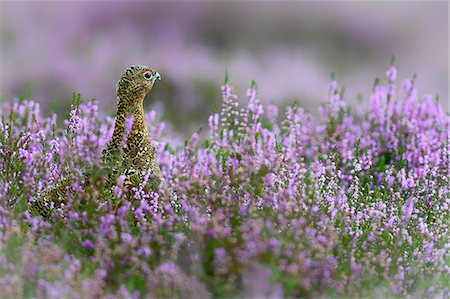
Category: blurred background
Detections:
[{"x1": 0, "y1": 1, "x2": 448, "y2": 133}]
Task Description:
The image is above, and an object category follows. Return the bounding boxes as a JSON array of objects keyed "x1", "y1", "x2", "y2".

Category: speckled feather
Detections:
[{"x1": 29, "y1": 65, "x2": 164, "y2": 218}]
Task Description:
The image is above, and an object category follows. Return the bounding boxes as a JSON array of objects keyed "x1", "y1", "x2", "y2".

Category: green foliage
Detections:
[{"x1": 18, "y1": 85, "x2": 33, "y2": 103}]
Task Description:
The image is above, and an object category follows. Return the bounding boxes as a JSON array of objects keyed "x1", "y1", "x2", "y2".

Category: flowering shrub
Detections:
[{"x1": 0, "y1": 66, "x2": 448, "y2": 298}]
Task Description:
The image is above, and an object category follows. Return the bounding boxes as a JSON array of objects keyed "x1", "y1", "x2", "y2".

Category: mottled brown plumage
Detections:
[
  {"x1": 102, "y1": 65, "x2": 164, "y2": 185},
  {"x1": 29, "y1": 65, "x2": 164, "y2": 218}
]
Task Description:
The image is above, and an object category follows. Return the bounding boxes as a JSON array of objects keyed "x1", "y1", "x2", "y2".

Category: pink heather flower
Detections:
[
  {"x1": 402, "y1": 79, "x2": 412, "y2": 94},
  {"x1": 221, "y1": 84, "x2": 231, "y2": 98},
  {"x1": 37, "y1": 280, "x2": 67, "y2": 298},
  {"x1": 190, "y1": 132, "x2": 199, "y2": 146},
  {"x1": 301, "y1": 258, "x2": 313, "y2": 270},
  {"x1": 23, "y1": 210, "x2": 30, "y2": 221},
  {"x1": 266, "y1": 104, "x2": 278, "y2": 124},
  {"x1": 221, "y1": 226, "x2": 231, "y2": 238},
  {"x1": 317, "y1": 235, "x2": 328, "y2": 245},
  {"x1": 351, "y1": 263, "x2": 362, "y2": 274},
  {"x1": 68, "y1": 106, "x2": 81, "y2": 134},
  {"x1": 208, "y1": 228, "x2": 217, "y2": 238},
  {"x1": 386, "y1": 66, "x2": 397, "y2": 82},
  {"x1": 402, "y1": 79, "x2": 417, "y2": 99},
  {"x1": 0, "y1": 120, "x2": 9, "y2": 140},
  {"x1": 247, "y1": 87, "x2": 257, "y2": 100},
  {"x1": 147, "y1": 110, "x2": 156, "y2": 122},
  {"x1": 157, "y1": 262, "x2": 179, "y2": 275},
  {"x1": 264, "y1": 173, "x2": 275, "y2": 186},
  {"x1": 155, "y1": 122, "x2": 165, "y2": 137},
  {"x1": 208, "y1": 113, "x2": 219, "y2": 141},
  {"x1": 118, "y1": 174, "x2": 126, "y2": 186},
  {"x1": 387, "y1": 84, "x2": 396, "y2": 98},
  {"x1": 49, "y1": 138, "x2": 60, "y2": 153},
  {"x1": 328, "y1": 80, "x2": 338, "y2": 93},
  {"x1": 13, "y1": 101, "x2": 25, "y2": 117},
  {"x1": 247, "y1": 87, "x2": 264, "y2": 122}
]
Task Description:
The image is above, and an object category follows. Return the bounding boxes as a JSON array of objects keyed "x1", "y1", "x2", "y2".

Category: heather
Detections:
[{"x1": 0, "y1": 66, "x2": 449, "y2": 298}]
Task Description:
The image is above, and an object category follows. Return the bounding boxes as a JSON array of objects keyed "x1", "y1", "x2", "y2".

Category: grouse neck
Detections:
[
  {"x1": 131, "y1": 97, "x2": 147, "y2": 134},
  {"x1": 103, "y1": 92, "x2": 136, "y2": 162}
]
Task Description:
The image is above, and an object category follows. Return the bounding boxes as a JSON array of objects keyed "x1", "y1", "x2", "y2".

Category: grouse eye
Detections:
[{"x1": 143, "y1": 72, "x2": 152, "y2": 80}]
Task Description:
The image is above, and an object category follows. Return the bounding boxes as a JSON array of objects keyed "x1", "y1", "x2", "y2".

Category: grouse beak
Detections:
[{"x1": 154, "y1": 71, "x2": 161, "y2": 81}]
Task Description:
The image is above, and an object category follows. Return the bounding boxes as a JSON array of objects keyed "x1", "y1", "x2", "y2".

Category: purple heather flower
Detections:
[
  {"x1": 351, "y1": 263, "x2": 362, "y2": 274},
  {"x1": 208, "y1": 113, "x2": 219, "y2": 141},
  {"x1": 212, "y1": 248, "x2": 227, "y2": 269},
  {"x1": 120, "y1": 232, "x2": 133, "y2": 244},
  {"x1": 266, "y1": 104, "x2": 278, "y2": 124},
  {"x1": 190, "y1": 131, "x2": 200, "y2": 146},
  {"x1": 424, "y1": 242, "x2": 434, "y2": 260},
  {"x1": 137, "y1": 246, "x2": 152, "y2": 257},
  {"x1": 221, "y1": 84, "x2": 231, "y2": 97},
  {"x1": 316, "y1": 235, "x2": 328, "y2": 245},
  {"x1": 155, "y1": 122, "x2": 165, "y2": 137},
  {"x1": 385, "y1": 216, "x2": 395, "y2": 228},
  {"x1": 386, "y1": 66, "x2": 397, "y2": 82},
  {"x1": 67, "y1": 211, "x2": 79, "y2": 221},
  {"x1": 68, "y1": 106, "x2": 81, "y2": 134},
  {"x1": 403, "y1": 199, "x2": 415, "y2": 221},
  {"x1": 157, "y1": 262, "x2": 180, "y2": 275},
  {"x1": 247, "y1": 87, "x2": 263, "y2": 122},
  {"x1": 221, "y1": 226, "x2": 231, "y2": 238},
  {"x1": 114, "y1": 174, "x2": 126, "y2": 198},
  {"x1": 328, "y1": 80, "x2": 338, "y2": 93},
  {"x1": 81, "y1": 239, "x2": 95, "y2": 251},
  {"x1": 208, "y1": 228, "x2": 217, "y2": 238},
  {"x1": 268, "y1": 238, "x2": 281, "y2": 254},
  {"x1": 264, "y1": 172, "x2": 275, "y2": 186}
]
